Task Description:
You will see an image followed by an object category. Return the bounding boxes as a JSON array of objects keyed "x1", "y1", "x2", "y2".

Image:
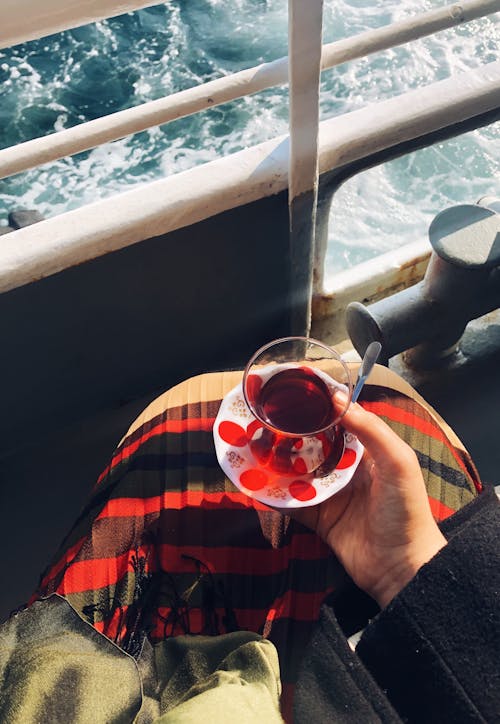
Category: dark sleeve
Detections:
[
  {"x1": 356, "y1": 485, "x2": 500, "y2": 724},
  {"x1": 294, "y1": 601, "x2": 402, "y2": 723}
]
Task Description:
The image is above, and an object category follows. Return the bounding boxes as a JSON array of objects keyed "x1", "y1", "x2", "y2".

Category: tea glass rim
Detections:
[{"x1": 242, "y1": 335, "x2": 353, "y2": 438}]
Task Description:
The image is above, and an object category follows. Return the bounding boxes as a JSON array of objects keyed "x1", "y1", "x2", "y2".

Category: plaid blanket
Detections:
[{"x1": 32, "y1": 366, "x2": 481, "y2": 721}]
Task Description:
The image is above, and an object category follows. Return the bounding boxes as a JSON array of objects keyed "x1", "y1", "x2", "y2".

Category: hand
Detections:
[{"x1": 293, "y1": 391, "x2": 447, "y2": 608}]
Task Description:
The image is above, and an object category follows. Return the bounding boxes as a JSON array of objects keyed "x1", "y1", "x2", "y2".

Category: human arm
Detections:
[
  {"x1": 294, "y1": 391, "x2": 447, "y2": 607},
  {"x1": 355, "y1": 485, "x2": 500, "y2": 722},
  {"x1": 294, "y1": 394, "x2": 500, "y2": 722},
  {"x1": 295, "y1": 487, "x2": 500, "y2": 723}
]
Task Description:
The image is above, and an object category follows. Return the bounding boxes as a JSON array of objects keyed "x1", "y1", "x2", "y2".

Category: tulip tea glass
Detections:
[{"x1": 242, "y1": 337, "x2": 352, "y2": 478}]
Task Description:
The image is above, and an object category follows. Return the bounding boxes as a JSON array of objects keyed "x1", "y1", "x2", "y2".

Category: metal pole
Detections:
[{"x1": 288, "y1": 0, "x2": 324, "y2": 335}]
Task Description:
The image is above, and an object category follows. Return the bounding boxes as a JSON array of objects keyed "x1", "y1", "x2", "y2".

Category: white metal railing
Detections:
[
  {"x1": 0, "y1": 0, "x2": 159, "y2": 49},
  {"x1": 0, "y1": 60, "x2": 498, "y2": 295},
  {"x1": 288, "y1": 0, "x2": 323, "y2": 203},
  {"x1": 0, "y1": 0, "x2": 498, "y2": 180},
  {"x1": 288, "y1": 0, "x2": 324, "y2": 332}
]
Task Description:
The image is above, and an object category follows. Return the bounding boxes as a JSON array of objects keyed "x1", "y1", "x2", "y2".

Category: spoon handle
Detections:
[{"x1": 351, "y1": 341, "x2": 382, "y2": 403}]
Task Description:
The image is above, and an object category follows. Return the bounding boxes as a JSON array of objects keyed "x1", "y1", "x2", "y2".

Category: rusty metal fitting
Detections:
[{"x1": 346, "y1": 199, "x2": 500, "y2": 369}]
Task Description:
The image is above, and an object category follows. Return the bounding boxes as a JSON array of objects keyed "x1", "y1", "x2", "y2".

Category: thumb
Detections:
[{"x1": 334, "y1": 390, "x2": 409, "y2": 467}]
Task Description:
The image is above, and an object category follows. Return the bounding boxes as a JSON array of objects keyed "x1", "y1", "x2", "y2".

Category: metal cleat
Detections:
[{"x1": 346, "y1": 198, "x2": 500, "y2": 368}]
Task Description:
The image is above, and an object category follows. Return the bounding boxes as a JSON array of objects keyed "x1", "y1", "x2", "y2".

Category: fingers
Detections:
[{"x1": 334, "y1": 390, "x2": 415, "y2": 469}]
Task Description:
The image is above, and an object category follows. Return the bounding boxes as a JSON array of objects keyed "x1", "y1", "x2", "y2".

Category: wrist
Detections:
[{"x1": 372, "y1": 531, "x2": 447, "y2": 609}]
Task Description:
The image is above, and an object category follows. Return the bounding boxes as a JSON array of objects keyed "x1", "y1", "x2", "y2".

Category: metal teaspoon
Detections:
[{"x1": 351, "y1": 341, "x2": 382, "y2": 403}]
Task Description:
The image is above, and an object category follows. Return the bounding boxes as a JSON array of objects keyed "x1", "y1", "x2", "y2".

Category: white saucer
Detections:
[{"x1": 213, "y1": 383, "x2": 364, "y2": 509}]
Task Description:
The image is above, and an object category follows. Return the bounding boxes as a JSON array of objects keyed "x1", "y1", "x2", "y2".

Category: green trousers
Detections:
[{"x1": 0, "y1": 595, "x2": 283, "y2": 724}]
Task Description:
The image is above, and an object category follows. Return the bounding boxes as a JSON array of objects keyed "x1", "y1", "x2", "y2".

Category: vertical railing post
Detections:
[{"x1": 288, "y1": 0, "x2": 324, "y2": 336}]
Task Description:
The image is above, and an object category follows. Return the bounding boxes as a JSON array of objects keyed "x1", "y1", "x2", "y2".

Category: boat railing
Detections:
[
  {"x1": 0, "y1": 0, "x2": 499, "y2": 331},
  {"x1": 0, "y1": 60, "x2": 498, "y2": 292},
  {"x1": 0, "y1": 0, "x2": 498, "y2": 181}
]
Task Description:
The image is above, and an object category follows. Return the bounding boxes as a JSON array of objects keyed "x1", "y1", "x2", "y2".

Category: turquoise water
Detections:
[{"x1": 0, "y1": 0, "x2": 498, "y2": 281}]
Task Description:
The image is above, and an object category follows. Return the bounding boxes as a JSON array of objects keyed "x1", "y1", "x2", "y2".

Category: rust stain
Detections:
[{"x1": 312, "y1": 252, "x2": 431, "y2": 321}]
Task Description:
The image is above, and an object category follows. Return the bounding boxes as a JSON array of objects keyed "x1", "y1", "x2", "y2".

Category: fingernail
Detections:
[{"x1": 333, "y1": 389, "x2": 349, "y2": 406}]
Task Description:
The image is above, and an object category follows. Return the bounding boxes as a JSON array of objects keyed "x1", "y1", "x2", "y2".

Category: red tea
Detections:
[{"x1": 253, "y1": 366, "x2": 334, "y2": 435}]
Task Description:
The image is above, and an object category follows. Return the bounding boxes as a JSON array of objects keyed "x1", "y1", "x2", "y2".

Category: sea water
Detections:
[{"x1": 0, "y1": 0, "x2": 498, "y2": 282}]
